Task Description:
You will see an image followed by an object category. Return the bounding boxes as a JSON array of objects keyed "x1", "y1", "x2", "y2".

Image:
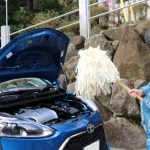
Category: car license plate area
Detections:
[{"x1": 83, "y1": 140, "x2": 100, "y2": 150}]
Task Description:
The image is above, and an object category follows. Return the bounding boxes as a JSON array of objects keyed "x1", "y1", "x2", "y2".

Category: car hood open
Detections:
[{"x1": 0, "y1": 28, "x2": 69, "y2": 83}]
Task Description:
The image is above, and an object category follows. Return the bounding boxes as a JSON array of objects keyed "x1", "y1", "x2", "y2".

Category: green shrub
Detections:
[
  {"x1": 39, "y1": 0, "x2": 62, "y2": 12},
  {"x1": 0, "y1": 4, "x2": 6, "y2": 25},
  {"x1": 32, "y1": 10, "x2": 61, "y2": 28},
  {"x1": 11, "y1": 7, "x2": 33, "y2": 31},
  {"x1": 91, "y1": 6, "x2": 108, "y2": 16},
  {"x1": 60, "y1": 20, "x2": 79, "y2": 34}
]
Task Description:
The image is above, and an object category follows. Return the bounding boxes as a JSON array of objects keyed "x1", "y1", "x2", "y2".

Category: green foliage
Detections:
[
  {"x1": 0, "y1": 0, "x2": 147, "y2": 36},
  {"x1": 91, "y1": 6, "x2": 108, "y2": 16},
  {"x1": 0, "y1": 4, "x2": 5, "y2": 25},
  {"x1": 13, "y1": 7, "x2": 33, "y2": 25},
  {"x1": 90, "y1": 6, "x2": 108, "y2": 29},
  {"x1": 11, "y1": 7, "x2": 33, "y2": 31},
  {"x1": 39, "y1": 0, "x2": 62, "y2": 12},
  {"x1": 32, "y1": 10, "x2": 61, "y2": 28},
  {"x1": 58, "y1": 0, "x2": 68, "y2": 7},
  {"x1": 62, "y1": 1, "x2": 78, "y2": 12},
  {"x1": 90, "y1": 0, "x2": 97, "y2": 4},
  {"x1": 60, "y1": 19, "x2": 79, "y2": 34},
  {"x1": 62, "y1": 24, "x2": 80, "y2": 35}
]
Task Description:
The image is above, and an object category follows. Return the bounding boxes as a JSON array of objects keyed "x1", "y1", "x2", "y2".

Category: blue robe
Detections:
[{"x1": 140, "y1": 82, "x2": 150, "y2": 149}]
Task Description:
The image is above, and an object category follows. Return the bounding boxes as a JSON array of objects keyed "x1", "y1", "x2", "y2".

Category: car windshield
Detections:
[{"x1": 0, "y1": 78, "x2": 50, "y2": 93}]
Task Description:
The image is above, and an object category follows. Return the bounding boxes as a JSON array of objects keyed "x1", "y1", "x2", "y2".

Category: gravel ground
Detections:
[
  {"x1": 110, "y1": 148, "x2": 146, "y2": 150},
  {"x1": 111, "y1": 148, "x2": 126, "y2": 150}
]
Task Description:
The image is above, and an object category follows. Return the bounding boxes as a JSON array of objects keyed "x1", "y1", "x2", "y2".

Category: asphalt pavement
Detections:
[{"x1": 110, "y1": 148, "x2": 146, "y2": 150}]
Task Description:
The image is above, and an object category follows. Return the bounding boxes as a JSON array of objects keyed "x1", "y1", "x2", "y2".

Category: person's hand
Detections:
[{"x1": 128, "y1": 89, "x2": 144, "y2": 98}]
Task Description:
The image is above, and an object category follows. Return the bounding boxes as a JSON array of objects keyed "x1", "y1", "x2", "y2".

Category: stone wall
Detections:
[{"x1": 60, "y1": 21, "x2": 150, "y2": 149}]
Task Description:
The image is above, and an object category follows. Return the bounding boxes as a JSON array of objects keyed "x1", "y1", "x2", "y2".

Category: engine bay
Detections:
[{"x1": 0, "y1": 94, "x2": 91, "y2": 126}]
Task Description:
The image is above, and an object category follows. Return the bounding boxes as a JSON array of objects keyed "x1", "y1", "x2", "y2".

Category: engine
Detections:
[
  {"x1": 16, "y1": 107, "x2": 58, "y2": 124},
  {"x1": 12, "y1": 99, "x2": 85, "y2": 125}
]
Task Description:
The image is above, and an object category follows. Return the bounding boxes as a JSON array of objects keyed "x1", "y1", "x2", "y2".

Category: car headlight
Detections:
[{"x1": 0, "y1": 113, "x2": 54, "y2": 138}]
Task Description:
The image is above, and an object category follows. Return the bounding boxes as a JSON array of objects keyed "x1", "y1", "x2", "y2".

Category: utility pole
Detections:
[
  {"x1": 79, "y1": 0, "x2": 90, "y2": 38},
  {"x1": 147, "y1": 0, "x2": 150, "y2": 20},
  {"x1": 1, "y1": 0, "x2": 10, "y2": 48},
  {"x1": 5, "y1": 0, "x2": 8, "y2": 26}
]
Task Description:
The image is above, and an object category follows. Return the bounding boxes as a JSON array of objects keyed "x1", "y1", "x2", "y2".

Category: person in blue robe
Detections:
[{"x1": 129, "y1": 82, "x2": 150, "y2": 150}]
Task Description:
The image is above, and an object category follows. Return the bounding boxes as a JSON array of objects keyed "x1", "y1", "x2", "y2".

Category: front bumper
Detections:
[
  {"x1": 0, "y1": 111, "x2": 109, "y2": 150},
  {"x1": 60, "y1": 123, "x2": 108, "y2": 150}
]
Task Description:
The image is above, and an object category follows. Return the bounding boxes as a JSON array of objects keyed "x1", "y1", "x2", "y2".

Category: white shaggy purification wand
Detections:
[{"x1": 75, "y1": 47, "x2": 143, "y2": 101}]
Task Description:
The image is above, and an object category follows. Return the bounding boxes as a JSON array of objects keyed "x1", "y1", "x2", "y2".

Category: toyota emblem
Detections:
[{"x1": 87, "y1": 123, "x2": 95, "y2": 133}]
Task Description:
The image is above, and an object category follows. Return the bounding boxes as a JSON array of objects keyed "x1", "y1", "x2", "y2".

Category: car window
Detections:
[{"x1": 0, "y1": 78, "x2": 49, "y2": 93}]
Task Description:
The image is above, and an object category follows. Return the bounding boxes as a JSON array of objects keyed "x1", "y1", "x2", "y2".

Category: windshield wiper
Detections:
[
  {"x1": 0, "y1": 83, "x2": 60, "y2": 100},
  {"x1": 18, "y1": 85, "x2": 59, "y2": 98},
  {"x1": 0, "y1": 88, "x2": 41, "y2": 98},
  {"x1": 17, "y1": 89, "x2": 42, "y2": 98}
]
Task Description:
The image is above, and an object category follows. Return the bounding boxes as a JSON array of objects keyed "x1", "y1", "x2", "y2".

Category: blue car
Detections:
[{"x1": 0, "y1": 28, "x2": 109, "y2": 150}]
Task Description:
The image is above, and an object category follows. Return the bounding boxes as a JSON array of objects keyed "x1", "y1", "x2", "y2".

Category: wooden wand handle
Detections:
[{"x1": 116, "y1": 80, "x2": 143, "y2": 101}]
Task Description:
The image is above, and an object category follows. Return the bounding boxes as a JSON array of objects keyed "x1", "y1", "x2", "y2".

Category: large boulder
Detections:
[
  {"x1": 91, "y1": 27, "x2": 102, "y2": 36},
  {"x1": 84, "y1": 33, "x2": 114, "y2": 59},
  {"x1": 64, "y1": 32, "x2": 76, "y2": 39},
  {"x1": 84, "y1": 33, "x2": 113, "y2": 50},
  {"x1": 133, "y1": 79, "x2": 147, "y2": 89},
  {"x1": 64, "y1": 56, "x2": 79, "y2": 83},
  {"x1": 58, "y1": 74, "x2": 67, "y2": 89},
  {"x1": 95, "y1": 93, "x2": 111, "y2": 110},
  {"x1": 96, "y1": 101, "x2": 112, "y2": 122},
  {"x1": 112, "y1": 40, "x2": 120, "y2": 51},
  {"x1": 70, "y1": 35, "x2": 85, "y2": 50},
  {"x1": 65, "y1": 43, "x2": 78, "y2": 61},
  {"x1": 104, "y1": 117, "x2": 146, "y2": 150},
  {"x1": 144, "y1": 30, "x2": 150, "y2": 48},
  {"x1": 95, "y1": 93, "x2": 112, "y2": 122},
  {"x1": 135, "y1": 20, "x2": 150, "y2": 40},
  {"x1": 102, "y1": 25, "x2": 135, "y2": 41},
  {"x1": 109, "y1": 79, "x2": 140, "y2": 120},
  {"x1": 113, "y1": 26, "x2": 150, "y2": 81}
]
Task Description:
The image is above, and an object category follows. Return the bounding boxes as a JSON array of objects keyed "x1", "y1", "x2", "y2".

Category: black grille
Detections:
[{"x1": 64, "y1": 125, "x2": 108, "y2": 150}]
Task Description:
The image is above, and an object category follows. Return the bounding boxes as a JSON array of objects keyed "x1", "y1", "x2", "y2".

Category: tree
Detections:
[{"x1": 27, "y1": 0, "x2": 33, "y2": 11}]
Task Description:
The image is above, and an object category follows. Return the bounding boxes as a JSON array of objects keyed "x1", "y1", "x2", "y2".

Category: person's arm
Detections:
[
  {"x1": 128, "y1": 89, "x2": 144, "y2": 98},
  {"x1": 129, "y1": 82, "x2": 150, "y2": 98},
  {"x1": 140, "y1": 82, "x2": 150, "y2": 95}
]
